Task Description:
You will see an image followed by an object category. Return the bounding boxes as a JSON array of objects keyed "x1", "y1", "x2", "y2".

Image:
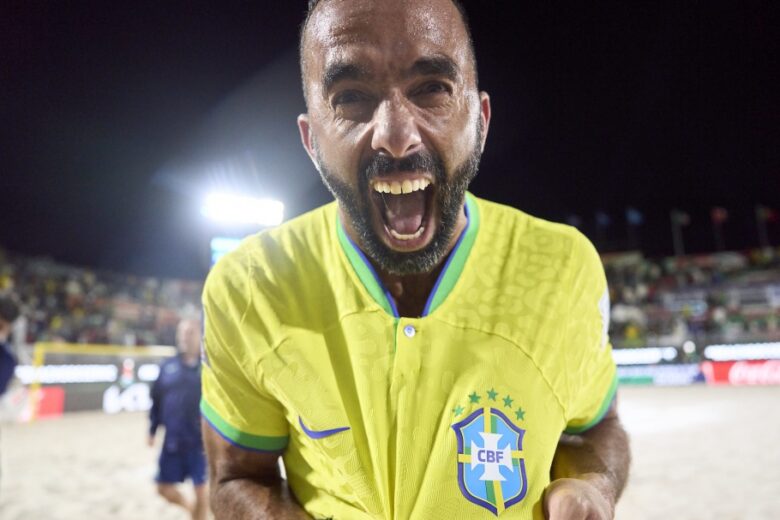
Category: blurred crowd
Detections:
[
  {"x1": 1, "y1": 245, "x2": 779, "y2": 352},
  {"x1": 604, "y1": 248, "x2": 780, "y2": 349},
  {"x1": 0, "y1": 248, "x2": 201, "y2": 347}
]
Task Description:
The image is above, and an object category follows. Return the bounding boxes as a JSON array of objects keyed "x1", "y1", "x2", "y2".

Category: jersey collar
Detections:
[{"x1": 336, "y1": 192, "x2": 480, "y2": 318}]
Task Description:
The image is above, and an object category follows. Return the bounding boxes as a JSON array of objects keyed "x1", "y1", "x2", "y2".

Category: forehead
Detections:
[{"x1": 304, "y1": 0, "x2": 471, "y2": 80}]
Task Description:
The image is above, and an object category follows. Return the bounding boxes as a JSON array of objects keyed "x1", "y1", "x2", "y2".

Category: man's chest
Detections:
[{"x1": 259, "y1": 314, "x2": 566, "y2": 517}]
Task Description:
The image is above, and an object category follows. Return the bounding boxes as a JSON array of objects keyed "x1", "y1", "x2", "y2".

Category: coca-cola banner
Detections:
[{"x1": 701, "y1": 360, "x2": 780, "y2": 386}]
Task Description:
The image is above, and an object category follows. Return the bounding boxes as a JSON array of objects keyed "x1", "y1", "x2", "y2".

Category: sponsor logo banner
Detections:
[
  {"x1": 701, "y1": 360, "x2": 780, "y2": 386},
  {"x1": 618, "y1": 364, "x2": 704, "y2": 386}
]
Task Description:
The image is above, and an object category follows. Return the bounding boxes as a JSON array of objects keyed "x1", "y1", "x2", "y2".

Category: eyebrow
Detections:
[
  {"x1": 321, "y1": 55, "x2": 461, "y2": 94},
  {"x1": 406, "y1": 56, "x2": 460, "y2": 82},
  {"x1": 322, "y1": 62, "x2": 372, "y2": 94}
]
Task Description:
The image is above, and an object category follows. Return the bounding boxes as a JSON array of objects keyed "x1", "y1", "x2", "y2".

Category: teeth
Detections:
[
  {"x1": 389, "y1": 226, "x2": 426, "y2": 241},
  {"x1": 372, "y1": 178, "x2": 431, "y2": 194}
]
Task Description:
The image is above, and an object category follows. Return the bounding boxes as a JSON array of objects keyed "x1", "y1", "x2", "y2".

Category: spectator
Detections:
[
  {"x1": 148, "y1": 318, "x2": 207, "y2": 520},
  {"x1": 0, "y1": 294, "x2": 21, "y2": 396}
]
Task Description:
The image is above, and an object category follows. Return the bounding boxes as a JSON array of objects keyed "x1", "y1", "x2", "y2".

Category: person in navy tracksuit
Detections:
[
  {"x1": 149, "y1": 318, "x2": 208, "y2": 520},
  {"x1": 0, "y1": 295, "x2": 20, "y2": 489},
  {"x1": 0, "y1": 295, "x2": 20, "y2": 397}
]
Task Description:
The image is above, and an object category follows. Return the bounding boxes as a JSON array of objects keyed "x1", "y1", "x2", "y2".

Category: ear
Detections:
[
  {"x1": 297, "y1": 113, "x2": 319, "y2": 170},
  {"x1": 478, "y1": 91, "x2": 492, "y2": 153}
]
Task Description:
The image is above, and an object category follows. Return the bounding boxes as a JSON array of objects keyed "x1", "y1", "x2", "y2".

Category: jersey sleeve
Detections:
[
  {"x1": 562, "y1": 233, "x2": 618, "y2": 434},
  {"x1": 199, "y1": 253, "x2": 290, "y2": 452}
]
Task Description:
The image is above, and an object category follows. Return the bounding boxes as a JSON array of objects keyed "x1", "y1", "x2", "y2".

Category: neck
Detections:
[
  {"x1": 181, "y1": 351, "x2": 199, "y2": 366},
  {"x1": 376, "y1": 265, "x2": 442, "y2": 318}
]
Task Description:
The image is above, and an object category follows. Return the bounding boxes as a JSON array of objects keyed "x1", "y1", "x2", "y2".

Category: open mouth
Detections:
[{"x1": 369, "y1": 173, "x2": 436, "y2": 249}]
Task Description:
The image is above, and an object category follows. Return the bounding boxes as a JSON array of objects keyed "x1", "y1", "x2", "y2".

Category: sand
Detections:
[
  {"x1": 615, "y1": 385, "x2": 780, "y2": 520},
  {"x1": 1, "y1": 384, "x2": 779, "y2": 519}
]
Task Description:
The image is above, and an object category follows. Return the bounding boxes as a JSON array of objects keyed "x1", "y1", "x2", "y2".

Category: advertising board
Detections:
[{"x1": 701, "y1": 360, "x2": 780, "y2": 386}]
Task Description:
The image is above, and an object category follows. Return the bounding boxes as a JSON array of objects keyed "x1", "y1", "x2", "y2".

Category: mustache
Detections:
[{"x1": 360, "y1": 151, "x2": 445, "y2": 183}]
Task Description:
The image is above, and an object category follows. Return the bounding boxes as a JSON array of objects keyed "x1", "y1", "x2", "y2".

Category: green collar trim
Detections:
[
  {"x1": 336, "y1": 192, "x2": 480, "y2": 318},
  {"x1": 336, "y1": 218, "x2": 399, "y2": 317},
  {"x1": 422, "y1": 193, "x2": 479, "y2": 316}
]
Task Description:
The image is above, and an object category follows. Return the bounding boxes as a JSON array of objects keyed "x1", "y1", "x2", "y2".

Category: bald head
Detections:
[
  {"x1": 299, "y1": 0, "x2": 478, "y2": 107},
  {"x1": 176, "y1": 318, "x2": 201, "y2": 360}
]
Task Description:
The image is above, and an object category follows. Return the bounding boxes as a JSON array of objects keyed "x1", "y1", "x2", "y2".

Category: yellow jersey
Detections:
[{"x1": 201, "y1": 193, "x2": 617, "y2": 519}]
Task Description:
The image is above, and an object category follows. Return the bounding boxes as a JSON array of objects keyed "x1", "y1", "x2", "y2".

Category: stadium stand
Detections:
[
  {"x1": 0, "y1": 248, "x2": 201, "y2": 347},
  {"x1": 1, "y1": 245, "x2": 778, "y2": 354},
  {"x1": 604, "y1": 248, "x2": 780, "y2": 351}
]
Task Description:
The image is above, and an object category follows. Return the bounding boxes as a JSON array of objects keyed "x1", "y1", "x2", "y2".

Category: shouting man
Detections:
[{"x1": 201, "y1": 1, "x2": 630, "y2": 518}]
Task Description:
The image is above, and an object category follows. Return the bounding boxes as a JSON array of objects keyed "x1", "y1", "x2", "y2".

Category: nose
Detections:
[{"x1": 370, "y1": 95, "x2": 422, "y2": 158}]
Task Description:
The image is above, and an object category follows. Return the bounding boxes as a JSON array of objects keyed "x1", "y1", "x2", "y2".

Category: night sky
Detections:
[{"x1": 2, "y1": 1, "x2": 778, "y2": 280}]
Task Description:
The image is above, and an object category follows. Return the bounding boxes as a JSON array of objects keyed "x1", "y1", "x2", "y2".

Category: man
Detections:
[
  {"x1": 0, "y1": 295, "x2": 20, "y2": 397},
  {"x1": 201, "y1": 0, "x2": 630, "y2": 518},
  {"x1": 149, "y1": 318, "x2": 208, "y2": 520},
  {"x1": 0, "y1": 295, "x2": 20, "y2": 488}
]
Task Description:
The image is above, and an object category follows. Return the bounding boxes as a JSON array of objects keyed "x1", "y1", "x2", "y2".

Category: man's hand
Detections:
[
  {"x1": 546, "y1": 398, "x2": 630, "y2": 520},
  {"x1": 543, "y1": 477, "x2": 613, "y2": 520}
]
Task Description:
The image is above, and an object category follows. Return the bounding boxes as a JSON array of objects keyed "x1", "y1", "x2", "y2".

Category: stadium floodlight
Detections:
[{"x1": 201, "y1": 192, "x2": 284, "y2": 227}]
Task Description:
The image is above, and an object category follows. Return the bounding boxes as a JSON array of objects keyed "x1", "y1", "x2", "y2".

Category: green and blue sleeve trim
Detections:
[
  {"x1": 563, "y1": 373, "x2": 619, "y2": 435},
  {"x1": 200, "y1": 399, "x2": 289, "y2": 452}
]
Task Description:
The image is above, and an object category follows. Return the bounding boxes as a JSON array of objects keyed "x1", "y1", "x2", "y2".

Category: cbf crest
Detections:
[{"x1": 452, "y1": 406, "x2": 528, "y2": 515}]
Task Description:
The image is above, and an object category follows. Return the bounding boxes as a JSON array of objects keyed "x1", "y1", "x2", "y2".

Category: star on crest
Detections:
[
  {"x1": 486, "y1": 388, "x2": 498, "y2": 401},
  {"x1": 503, "y1": 395, "x2": 514, "y2": 408},
  {"x1": 468, "y1": 391, "x2": 481, "y2": 404}
]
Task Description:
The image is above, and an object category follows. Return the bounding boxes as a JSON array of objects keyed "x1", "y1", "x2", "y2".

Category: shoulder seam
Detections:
[
  {"x1": 432, "y1": 316, "x2": 567, "y2": 417},
  {"x1": 561, "y1": 229, "x2": 600, "y2": 424},
  {"x1": 239, "y1": 255, "x2": 255, "y2": 327}
]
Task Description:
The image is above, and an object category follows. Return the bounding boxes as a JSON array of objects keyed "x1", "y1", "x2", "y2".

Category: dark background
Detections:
[{"x1": 2, "y1": 1, "x2": 778, "y2": 279}]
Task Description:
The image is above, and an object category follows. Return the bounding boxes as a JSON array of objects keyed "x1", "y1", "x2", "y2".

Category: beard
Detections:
[{"x1": 315, "y1": 124, "x2": 483, "y2": 276}]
